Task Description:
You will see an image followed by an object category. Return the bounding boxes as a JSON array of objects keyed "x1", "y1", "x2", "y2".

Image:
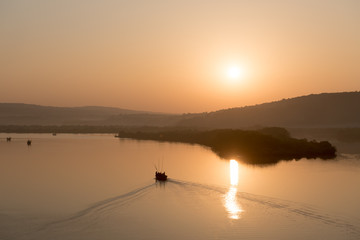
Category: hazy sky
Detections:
[{"x1": 1, "y1": 0, "x2": 359, "y2": 113}]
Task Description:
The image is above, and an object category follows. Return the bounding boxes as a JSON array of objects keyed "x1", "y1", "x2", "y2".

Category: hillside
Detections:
[
  {"x1": 0, "y1": 103, "x2": 153, "y2": 125},
  {"x1": 177, "y1": 92, "x2": 360, "y2": 128},
  {"x1": 1, "y1": 92, "x2": 360, "y2": 128}
]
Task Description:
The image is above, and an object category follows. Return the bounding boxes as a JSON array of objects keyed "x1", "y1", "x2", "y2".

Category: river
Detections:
[{"x1": 1, "y1": 133, "x2": 359, "y2": 239}]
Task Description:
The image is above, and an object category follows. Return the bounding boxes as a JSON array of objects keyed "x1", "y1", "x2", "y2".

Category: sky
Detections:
[{"x1": 1, "y1": 0, "x2": 359, "y2": 113}]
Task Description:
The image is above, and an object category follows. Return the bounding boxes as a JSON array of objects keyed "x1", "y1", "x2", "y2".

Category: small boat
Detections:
[
  {"x1": 27, "y1": 140, "x2": 32, "y2": 146},
  {"x1": 52, "y1": 133, "x2": 57, "y2": 136},
  {"x1": 6, "y1": 137, "x2": 11, "y2": 142},
  {"x1": 155, "y1": 171, "x2": 168, "y2": 181}
]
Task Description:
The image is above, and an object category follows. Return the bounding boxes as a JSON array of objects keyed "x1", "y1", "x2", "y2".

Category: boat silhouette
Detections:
[{"x1": 155, "y1": 171, "x2": 167, "y2": 181}]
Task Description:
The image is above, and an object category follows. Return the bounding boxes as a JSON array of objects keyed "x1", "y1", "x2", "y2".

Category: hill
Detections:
[
  {"x1": 1, "y1": 92, "x2": 360, "y2": 128},
  {"x1": 177, "y1": 92, "x2": 360, "y2": 128},
  {"x1": 0, "y1": 103, "x2": 160, "y2": 125}
]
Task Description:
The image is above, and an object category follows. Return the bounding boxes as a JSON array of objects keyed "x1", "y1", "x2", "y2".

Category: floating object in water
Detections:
[
  {"x1": 27, "y1": 140, "x2": 32, "y2": 146},
  {"x1": 155, "y1": 171, "x2": 168, "y2": 181},
  {"x1": 6, "y1": 137, "x2": 11, "y2": 142},
  {"x1": 52, "y1": 133, "x2": 57, "y2": 136}
]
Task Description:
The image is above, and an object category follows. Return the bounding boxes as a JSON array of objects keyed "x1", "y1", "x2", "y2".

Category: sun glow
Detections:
[
  {"x1": 226, "y1": 65, "x2": 244, "y2": 82},
  {"x1": 230, "y1": 159, "x2": 239, "y2": 186},
  {"x1": 224, "y1": 159, "x2": 243, "y2": 219},
  {"x1": 227, "y1": 66, "x2": 240, "y2": 78}
]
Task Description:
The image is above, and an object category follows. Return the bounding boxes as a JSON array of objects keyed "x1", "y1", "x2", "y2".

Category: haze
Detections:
[{"x1": 1, "y1": 0, "x2": 359, "y2": 113}]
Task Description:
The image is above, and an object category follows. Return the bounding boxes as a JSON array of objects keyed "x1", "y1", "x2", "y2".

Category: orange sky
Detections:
[{"x1": 1, "y1": 0, "x2": 359, "y2": 113}]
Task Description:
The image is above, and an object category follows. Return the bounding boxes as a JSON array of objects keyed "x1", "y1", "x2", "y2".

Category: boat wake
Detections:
[
  {"x1": 37, "y1": 178, "x2": 360, "y2": 240},
  {"x1": 169, "y1": 179, "x2": 360, "y2": 237},
  {"x1": 39, "y1": 183, "x2": 155, "y2": 231}
]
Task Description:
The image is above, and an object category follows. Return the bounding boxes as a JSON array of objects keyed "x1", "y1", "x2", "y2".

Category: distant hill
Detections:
[
  {"x1": 0, "y1": 103, "x2": 164, "y2": 125},
  {"x1": 1, "y1": 92, "x2": 360, "y2": 128},
  {"x1": 177, "y1": 92, "x2": 360, "y2": 128}
]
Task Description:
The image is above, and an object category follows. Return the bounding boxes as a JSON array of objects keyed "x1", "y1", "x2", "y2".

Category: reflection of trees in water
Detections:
[{"x1": 116, "y1": 128, "x2": 337, "y2": 166}]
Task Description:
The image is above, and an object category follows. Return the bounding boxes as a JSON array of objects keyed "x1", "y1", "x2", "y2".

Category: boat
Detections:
[
  {"x1": 27, "y1": 140, "x2": 32, "y2": 146},
  {"x1": 155, "y1": 171, "x2": 168, "y2": 181}
]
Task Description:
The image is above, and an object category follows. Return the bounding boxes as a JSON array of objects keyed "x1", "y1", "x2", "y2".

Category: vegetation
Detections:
[
  {"x1": 116, "y1": 127, "x2": 337, "y2": 165},
  {"x1": 290, "y1": 127, "x2": 360, "y2": 143},
  {"x1": 0, "y1": 125, "x2": 338, "y2": 165}
]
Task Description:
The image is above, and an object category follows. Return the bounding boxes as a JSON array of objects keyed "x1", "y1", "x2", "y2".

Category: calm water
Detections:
[{"x1": 1, "y1": 133, "x2": 360, "y2": 240}]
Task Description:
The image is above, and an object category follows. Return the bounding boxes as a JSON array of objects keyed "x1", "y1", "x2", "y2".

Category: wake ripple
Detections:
[
  {"x1": 39, "y1": 183, "x2": 154, "y2": 231},
  {"x1": 169, "y1": 178, "x2": 360, "y2": 237},
  {"x1": 39, "y1": 178, "x2": 360, "y2": 238}
]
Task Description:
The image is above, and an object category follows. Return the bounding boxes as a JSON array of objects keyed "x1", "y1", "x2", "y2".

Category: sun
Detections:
[
  {"x1": 226, "y1": 65, "x2": 244, "y2": 83},
  {"x1": 227, "y1": 66, "x2": 240, "y2": 79},
  {"x1": 215, "y1": 62, "x2": 248, "y2": 88}
]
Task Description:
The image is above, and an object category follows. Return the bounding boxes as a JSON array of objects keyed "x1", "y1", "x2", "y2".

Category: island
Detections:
[{"x1": 115, "y1": 127, "x2": 337, "y2": 165}]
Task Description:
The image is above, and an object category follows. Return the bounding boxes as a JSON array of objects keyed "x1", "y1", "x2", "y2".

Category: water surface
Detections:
[{"x1": 1, "y1": 134, "x2": 359, "y2": 239}]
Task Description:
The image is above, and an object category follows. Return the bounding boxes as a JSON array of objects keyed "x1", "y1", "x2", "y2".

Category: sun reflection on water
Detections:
[
  {"x1": 230, "y1": 159, "x2": 239, "y2": 186},
  {"x1": 224, "y1": 159, "x2": 243, "y2": 219}
]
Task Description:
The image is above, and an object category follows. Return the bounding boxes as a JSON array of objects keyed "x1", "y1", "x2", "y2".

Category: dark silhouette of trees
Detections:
[{"x1": 116, "y1": 128, "x2": 337, "y2": 165}]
